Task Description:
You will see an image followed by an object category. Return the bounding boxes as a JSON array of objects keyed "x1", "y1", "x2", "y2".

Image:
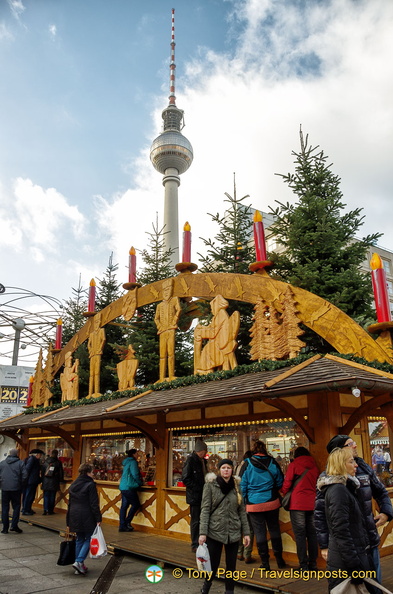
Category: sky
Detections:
[{"x1": 0, "y1": 0, "x2": 392, "y2": 365}]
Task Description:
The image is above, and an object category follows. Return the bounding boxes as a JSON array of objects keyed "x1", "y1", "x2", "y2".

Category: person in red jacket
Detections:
[{"x1": 282, "y1": 447, "x2": 319, "y2": 570}]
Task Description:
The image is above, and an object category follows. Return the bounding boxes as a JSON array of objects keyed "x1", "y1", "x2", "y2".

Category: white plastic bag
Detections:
[
  {"x1": 196, "y1": 543, "x2": 211, "y2": 572},
  {"x1": 89, "y1": 525, "x2": 107, "y2": 559}
]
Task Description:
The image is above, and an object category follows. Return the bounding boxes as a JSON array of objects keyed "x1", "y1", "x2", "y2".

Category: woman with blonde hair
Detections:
[{"x1": 316, "y1": 447, "x2": 377, "y2": 593}]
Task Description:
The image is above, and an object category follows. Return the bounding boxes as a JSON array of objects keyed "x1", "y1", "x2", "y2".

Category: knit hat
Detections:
[
  {"x1": 194, "y1": 439, "x2": 208, "y2": 452},
  {"x1": 30, "y1": 449, "x2": 45, "y2": 455},
  {"x1": 326, "y1": 435, "x2": 351, "y2": 454},
  {"x1": 218, "y1": 458, "x2": 234, "y2": 469},
  {"x1": 9, "y1": 448, "x2": 18, "y2": 457}
]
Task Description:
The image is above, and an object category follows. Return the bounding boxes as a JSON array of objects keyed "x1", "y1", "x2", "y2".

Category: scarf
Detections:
[{"x1": 216, "y1": 475, "x2": 235, "y2": 495}]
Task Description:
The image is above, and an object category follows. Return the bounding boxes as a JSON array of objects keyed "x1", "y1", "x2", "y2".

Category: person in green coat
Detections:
[
  {"x1": 199, "y1": 459, "x2": 250, "y2": 594},
  {"x1": 118, "y1": 449, "x2": 142, "y2": 532}
]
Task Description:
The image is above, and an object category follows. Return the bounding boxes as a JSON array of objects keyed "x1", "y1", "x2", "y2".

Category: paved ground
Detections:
[{"x1": 0, "y1": 523, "x2": 262, "y2": 594}]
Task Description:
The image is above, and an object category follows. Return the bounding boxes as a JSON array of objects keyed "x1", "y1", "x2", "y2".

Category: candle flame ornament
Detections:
[
  {"x1": 88, "y1": 278, "x2": 96, "y2": 313},
  {"x1": 370, "y1": 253, "x2": 391, "y2": 323},
  {"x1": 55, "y1": 318, "x2": 63, "y2": 350},
  {"x1": 249, "y1": 210, "x2": 273, "y2": 274},
  {"x1": 26, "y1": 375, "x2": 34, "y2": 406},
  {"x1": 175, "y1": 221, "x2": 198, "y2": 273},
  {"x1": 253, "y1": 210, "x2": 267, "y2": 261},
  {"x1": 182, "y1": 222, "x2": 191, "y2": 263},
  {"x1": 129, "y1": 246, "x2": 136, "y2": 284}
]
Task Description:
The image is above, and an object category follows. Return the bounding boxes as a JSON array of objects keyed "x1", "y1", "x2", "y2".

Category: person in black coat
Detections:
[
  {"x1": 181, "y1": 439, "x2": 208, "y2": 552},
  {"x1": 42, "y1": 449, "x2": 64, "y2": 515},
  {"x1": 315, "y1": 434, "x2": 392, "y2": 585},
  {"x1": 316, "y1": 447, "x2": 377, "y2": 593},
  {"x1": 22, "y1": 449, "x2": 44, "y2": 515},
  {"x1": 66, "y1": 463, "x2": 102, "y2": 575}
]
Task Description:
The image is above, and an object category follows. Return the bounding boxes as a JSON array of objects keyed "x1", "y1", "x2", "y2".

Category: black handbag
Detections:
[{"x1": 57, "y1": 532, "x2": 76, "y2": 566}]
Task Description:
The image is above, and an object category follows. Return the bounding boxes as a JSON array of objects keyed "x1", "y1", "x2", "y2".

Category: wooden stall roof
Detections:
[{"x1": 1, "y1": 355, "x2": 393, "y2": 432}]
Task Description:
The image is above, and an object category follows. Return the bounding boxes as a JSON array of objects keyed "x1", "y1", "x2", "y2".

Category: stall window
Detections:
[
  {"x1": 29, "y1": 438, "x2": 74, "y2": 480},
  {"x1": 83, "y1": 434, "x2": 156, "y2": 484},
  {"x1": 169, "y1": 420, "x2": 308, "y2": 487},
  {"x1": 368, "y1": 418, "x2": 392, "y2": 486}
]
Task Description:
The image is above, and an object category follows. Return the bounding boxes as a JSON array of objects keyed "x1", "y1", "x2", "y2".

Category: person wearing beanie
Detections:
[
  {"x1": 315, "y1": 434, "x2": 393, "y2": 586},
  {"x1": 199, "y1": 458, "x2": 250, "y2": 594},
  {"x1": 181, "y1": 439, "x2": 208, "y2": 552},
  {"x1": 0, "y1": 448, "x2": 27, "y2": 534},
  {"x1": 326, "y1": 435, "x2": 351, "y2": 453}
]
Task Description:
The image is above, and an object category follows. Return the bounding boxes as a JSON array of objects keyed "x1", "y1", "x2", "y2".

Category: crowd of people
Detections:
[
  {"x1": 182, "y1": 436, "x2": 393, "y2": 594},
  {"x1": 0, "y1": 436, "x2": 392, "y2": 591}
]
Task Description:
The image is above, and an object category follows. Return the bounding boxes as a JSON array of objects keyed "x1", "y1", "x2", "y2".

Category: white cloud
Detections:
[
  {"x1": 94, "y1": 0, "x2": 393, "y2": 276},
  {"x1": 7, "y1": 0, "x2": 25, "y2": 21},
  {"x1": 9, "y1": 178, "x2": 86, "y2": 252},
  {"x1": 49, "y1": 24, "x2": 57, "y2": 39},
  {"x1": 0, "y1": 21, "x2": 14, "y2": 41}
]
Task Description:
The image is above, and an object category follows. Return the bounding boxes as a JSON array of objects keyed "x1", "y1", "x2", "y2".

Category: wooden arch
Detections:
[{"x1": 52, "y1": 272, "x2": 391, "y2": 377}]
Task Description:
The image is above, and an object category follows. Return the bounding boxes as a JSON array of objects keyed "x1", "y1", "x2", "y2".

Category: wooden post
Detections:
[
  {"x1": 307, "y1": 391, "x2": 342, "y2": 469},
  {"x1": 154, "y1": 413, "x2": 168, "y2": 532}
]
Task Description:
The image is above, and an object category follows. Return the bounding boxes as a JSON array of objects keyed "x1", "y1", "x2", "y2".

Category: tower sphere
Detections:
[{"x1": 150, "y1": 130, "x2": 193, "y2": 175}]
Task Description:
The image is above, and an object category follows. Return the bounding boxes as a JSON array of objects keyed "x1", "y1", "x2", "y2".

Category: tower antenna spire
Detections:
[
  {"x1": 150, "y1": 9, "x2": 194, "y2": 268},
  {"x1": 169, "y1": 8, "x2": 176, "y2": 106}
]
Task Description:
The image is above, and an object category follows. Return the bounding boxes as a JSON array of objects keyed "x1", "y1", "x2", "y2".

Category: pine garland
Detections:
[{"x1": 23, "y1": 351, "x2": 393, "y2": 416}]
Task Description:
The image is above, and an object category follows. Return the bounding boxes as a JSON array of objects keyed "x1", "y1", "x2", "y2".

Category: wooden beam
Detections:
[
  {"x1": 31, "y1": 406, "x2": 70, "y2": 422},
  {"x1": 115, "y1": 417, "x2": 164, "y2": 449},
  {"x1": 0, "y1": 412, "x2": 24, "y2": 424},
  {"x1": 1, "y1": 430, "x2": 24, "y2": 447},
  {"x1": 263, "y1": 355, "x2": 321, "y2": 389},
  {"x1": 262, "y1": 397, "x2": 315, "y2": 443},
  {"x1": 105, "y1": 390, "x2": 153, "y2": 413},
  {"x1": 325, "y1": 353, "x2": 393, "y2": 380},
  {"x1": 339, "y1": 393, "x2": 393, "y2": 435},
  {"x1": 40, "y1": 425, "x2": 79, "y2": 451}
]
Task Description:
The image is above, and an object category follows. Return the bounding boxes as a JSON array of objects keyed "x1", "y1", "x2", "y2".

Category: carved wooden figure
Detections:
[
  {"x1": 122, "y1": 288, "x2": 137, "y2": 321},
  {"x1": 117, "y1": 344, "x2": 139, "y2": 391},
  {"x1": 60, "y1": 351, "x2": 79, "y2": 402},
  {"x1": 154, "y1": 278, "x2": 181, "y2": 382},
  {"x1": 87, "y1": 314, "x2": 106, "y2": 397},
  {"x1": 281, "y1": 286, "x2": 305, "y2": 358},
  {"x1": 194, "y1": 294, "x2": 240, "y2": 374}
]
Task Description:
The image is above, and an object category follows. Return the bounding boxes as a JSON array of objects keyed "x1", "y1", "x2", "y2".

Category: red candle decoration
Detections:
[
  {"x1": 129, "y1": 246, "x2": 136, "y2": 283},
  {"x1": 370, "y1": 253, "x2": 391, "y2": 323},
  {"x1": 88, "y1": 278, "x2": 96, "y2": 312},
  {"x1": 27, "y1": 375, "x2": 34, "y2": 406},
  {"x1": 182, "y1": 222, "x2": 191, "y2": 262},
  {"x1": 55, "y1": 318, "x2": 63, "y2": 350},
  {"x1": 253, "y1": 210, "x2": 267, "y2": 261}
]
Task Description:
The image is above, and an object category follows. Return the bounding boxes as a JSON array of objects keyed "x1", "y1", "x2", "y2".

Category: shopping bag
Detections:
[
  {"x1": 332, "y1": 577, "x2": 393, "y2": 594},
  {"x1": 57, "y1": 536, "x2": 76, "y2": 566},
  {"x1": 89, "y1": 525, "x2": 107, "y2": 559},
  {"x1": 196, "y1": 543, "x2": 211, "y2": 573}
]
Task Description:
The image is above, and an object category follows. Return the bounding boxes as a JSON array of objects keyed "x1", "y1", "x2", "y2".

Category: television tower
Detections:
[{"x1": 150, "y1": 9, "x2": 194, "y2": 267}]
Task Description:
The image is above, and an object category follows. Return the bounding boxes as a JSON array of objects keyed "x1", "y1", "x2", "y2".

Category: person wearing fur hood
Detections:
[
  {"x1": 316, "y1": 447, "x2": 377, "y2": 594},
  {"x1": 198, "y1": 459, "x2": 250, "y2": 594}
]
